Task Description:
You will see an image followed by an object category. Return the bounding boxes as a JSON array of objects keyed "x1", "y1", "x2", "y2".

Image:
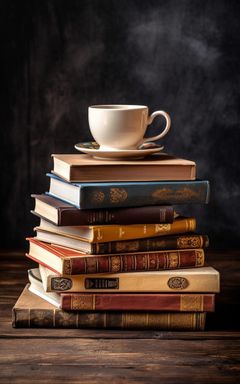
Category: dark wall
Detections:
[{"x1": 1, "y1": 0, "x2": 240, "y2": 249}]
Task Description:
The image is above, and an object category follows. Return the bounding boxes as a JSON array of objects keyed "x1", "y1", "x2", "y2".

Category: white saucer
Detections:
[{"x1": 74, "y1": 142, "x2": 164, "y2": 160}]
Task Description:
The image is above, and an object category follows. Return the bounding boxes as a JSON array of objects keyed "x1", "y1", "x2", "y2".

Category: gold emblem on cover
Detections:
[
  {"x1": 168, "y1": 277, "x2": 189, "y2": 290},
  {"x1": 152, "y1": 188, "x2": 200, "y2": 201},
  {"x1": 90, "y1": 190, "x2": 105, "y2": 204},
  {"x1": 110, "y1": 188, "x2": 128, "y2": 203}
]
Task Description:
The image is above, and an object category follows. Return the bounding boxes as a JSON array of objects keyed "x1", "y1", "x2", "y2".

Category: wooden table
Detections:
[{"x1": 1, "y1": 250, "x2": 240, "y2": 383}]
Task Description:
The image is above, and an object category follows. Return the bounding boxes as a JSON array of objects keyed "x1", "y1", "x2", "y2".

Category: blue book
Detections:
[{"x1": 46, "y1": 173, "x2": 210, "y2": 209}]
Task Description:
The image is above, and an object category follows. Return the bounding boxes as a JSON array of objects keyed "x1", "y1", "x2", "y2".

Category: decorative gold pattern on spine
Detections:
[
  {"x1": 177, "y1": 236, "x2": 202, "y2": 249},
  {"x1": 168, "y1": 252, "x2": 180, "y2": 268},
  {"x1": 72, "y1": 295, "x2": 94, "y2": 310},
  {"x1": 196, "y1": 250, "x2": 204, "y2": 266},
  {"x1": 180, "y1": 295, "x2": 204, "y2": 311},
  {"x1": 64, "y1": 259, "x2": 72, "y2": 274}
]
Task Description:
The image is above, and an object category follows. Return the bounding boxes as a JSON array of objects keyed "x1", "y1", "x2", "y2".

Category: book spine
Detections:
[
  {"x1": 59, "y1": 205, "x2": 174, "y2": 225},
  {"x1": 91, "y1": 218, "x2": 196, "y2": 242},
  {"x1": 93, "y1": 234, "x2": 209, "y2": 254},
  {"x1": 60, "y1": 293, "x2": 215, "y2": 312},
  {"x1": 65, "y1": 248, "x2": 205, "y2": 275},
  {"x1": 80, "y1": 181, "x2": 210, "y2": 209},
  {"x1": 12, "y1": 309, "x2": 206, "y2": 330}
]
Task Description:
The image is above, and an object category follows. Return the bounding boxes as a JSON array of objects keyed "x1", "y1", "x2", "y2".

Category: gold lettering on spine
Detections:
[{"x1": 180, "y1": 295, "x2": 203, "y2": 311}]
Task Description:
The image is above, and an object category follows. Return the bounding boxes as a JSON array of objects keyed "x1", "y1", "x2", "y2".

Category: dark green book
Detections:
[{"x1": 47, "y1": 173, "x2": 210, "y2": 209}]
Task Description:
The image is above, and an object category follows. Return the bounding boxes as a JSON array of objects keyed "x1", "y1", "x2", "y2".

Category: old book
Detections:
[
  {"x1": 31, "y1": 194, "x2": 175, "y2": 225},
  {"x1": 34, "y1": 232, "x2": 209, "y2": 254},
  {"x1": 26, "y1": 238, "x2": 205, "y2": 275},
  {"x1": 47, "y1": 173, "x2": 210, "y2": 209},
  {"x1": 52, "y1": 153, "x2": 196, "y2": 182},
  {"x1": 39, "y1": 265, "x2": 220, "y2": 293},
  {"x1": 12, "y1": 285, "x2": 206, "y2": 330},
  {"x1": 28, "y1": 268, "x2": 60, "y2": 308},
  {"x1": 35, "y1": 216, "x2": 196, "y2": 243},
  {"x1": 28, "y1": 268, "x2": 215, "y2": 312}
]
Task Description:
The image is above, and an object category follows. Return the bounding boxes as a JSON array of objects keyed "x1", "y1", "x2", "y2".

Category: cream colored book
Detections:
[
  {"x1": 52, "y1": 153, "x2": 196, "y2": 182},
  {"x1": 39, "y1": 265, "x2": 220, "y2": 293}
]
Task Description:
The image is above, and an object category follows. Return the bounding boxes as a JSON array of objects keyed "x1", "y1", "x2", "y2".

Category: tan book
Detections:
[
  {"x1": 35, "y1": 216, "x2": 196, "y2": 243},
  {"x1": 12, "y1": 285, "x2": 206, "y2": 330},
  {"x1": 39, "y1": 265, "x2": 220, "y2": 293},
  {"x1": 52, "y1": 153, "x2": 196, "y2": 182}
]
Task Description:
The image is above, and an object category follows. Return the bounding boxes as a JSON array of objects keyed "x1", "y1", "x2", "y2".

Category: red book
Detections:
[
  {"x1": 61, "y1": 293, "x2": 215, "y2": 312},
  {"x1": 26, "y1": 238, "x2": 205, "y2": 275}
]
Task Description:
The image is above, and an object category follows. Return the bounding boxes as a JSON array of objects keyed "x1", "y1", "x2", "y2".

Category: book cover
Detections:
[
  {"x1": 47, "y1": 173, "x2": 210, "y2": 209},
  {"x1": 52, "y1": 153, "x2": 196, "y2": 182},
  {"x1": 39, "y1": 265, "x2": 220, "y2": 293},
  {"x1": 35, "y1": 216, "x2": 197, "y2": 243},
  {"x1": 27, "y1": 238, "x2": 205, "y2": 275},
  {"x1": 12, "y1": 285, "x2": 206, "y2": 330},
  {"x1": 31, "y1": 194, "x2": 175, "y2": 225}
]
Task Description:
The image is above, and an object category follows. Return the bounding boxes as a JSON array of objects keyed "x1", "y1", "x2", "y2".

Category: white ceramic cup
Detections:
[{"x1": 88, "y1": 104, "x2": 171, "y2": 151}]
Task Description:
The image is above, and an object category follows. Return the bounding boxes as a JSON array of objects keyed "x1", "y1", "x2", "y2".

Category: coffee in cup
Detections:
[{"x1": 88, "y1": 104, "x2": 171, "y2": 151}]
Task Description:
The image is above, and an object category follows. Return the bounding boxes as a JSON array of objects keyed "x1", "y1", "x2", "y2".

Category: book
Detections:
[
  {"x1": 39, "y1": 265, "x2": 220, "y2": 293},
  {"x1": 12, "y1": 285, "x2": 206, "y2": 330},
  {"x1": 31, "y1": 194, "x2": 175, "y2": 225},
  {"x1": 35, "y1": 216, "x2": 196, "y2": 243},
  {"x1": 47, "y1": 173, "x2": 210, "y2": 209},
  {"x1": 28, "y1": 268, "x2": 60, "y2": 308},
  {"x1": 34, "y1": 231, "x2": 209, "y2": 254},
  {"x1": 26, "y1": 238, "x2": 205, "y2": 275},
  {"x1": 52, "y1": 153, "x2": 196, "y2": 182},
  {"x1": 28, "y1": 268, "x2": 215, "y2": 312}
]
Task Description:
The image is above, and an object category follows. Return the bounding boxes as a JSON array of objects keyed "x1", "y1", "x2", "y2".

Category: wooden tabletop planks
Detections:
[{"x1": 0, "y1": 249, "x2": 240, "y2": 383}]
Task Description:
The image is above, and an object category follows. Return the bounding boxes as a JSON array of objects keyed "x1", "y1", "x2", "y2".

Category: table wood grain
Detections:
[{"x1": 0, "y1": 250, "x2": 240, "y2": 383}]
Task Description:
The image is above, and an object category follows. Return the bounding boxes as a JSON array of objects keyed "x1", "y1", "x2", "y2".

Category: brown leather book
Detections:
[
  {"x1": 31, "y1": 194, "x2": 174, "y2": 225},
  {"x1": 12, "y1": 285, "x2": 206, "y2": 330},
  {"x1": 52, "y1": 153, "x2": 196, "y2": 182},
  {"x1": 26, "y1": 238, "x2": 205, "y2": 275},
  {"x1": 61, "y1": 293, "x2": 215, "y2": 312}
]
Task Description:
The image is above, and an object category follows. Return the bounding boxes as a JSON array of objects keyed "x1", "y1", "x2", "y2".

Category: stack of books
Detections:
[{"x1": 13, "y1": 153, "x2": 220, "y2": 330}]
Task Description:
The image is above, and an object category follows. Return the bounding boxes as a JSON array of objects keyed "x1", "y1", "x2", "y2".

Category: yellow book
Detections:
[
  {"x1": 35, "y1": 216, "x2": 196, "y2": 243},
  {"x1": 39, "y1": 265, "x2": 220, "y2": 293}
]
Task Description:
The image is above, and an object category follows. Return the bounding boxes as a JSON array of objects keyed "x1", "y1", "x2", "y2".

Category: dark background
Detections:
[{"x1": 1, "y1": 0, "x2": 240, "y2": 249}]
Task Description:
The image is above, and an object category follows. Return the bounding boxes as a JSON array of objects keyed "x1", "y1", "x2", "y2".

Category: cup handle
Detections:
[{"x1": 142, "y1": 110, "x2": 171, "y2": 144}]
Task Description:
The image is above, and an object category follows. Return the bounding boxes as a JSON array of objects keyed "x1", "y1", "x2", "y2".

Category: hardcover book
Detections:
[
  {"x1": 31, "y1": 194, "x2": 175, "y2": 225},
  {"x1": 47, "y1": 173, "x2": 210, "y2": 209},
  {"x1": 35, "y1": 216, "x2": 196, "y2": 243},
  {"x1": 33, "y1": 232, "x2": 209, "y2": 254},
  {"x1": 28, "y1": 268, "x2": 215, "y2": 312},
  {"x1": 47, "y1": 174, "x2": 210, "y2": 209},
  {"x1": 26, "y1": 238, "x2": 205, "y2": 275},
  {"x1": 39, "y1": 264, "x2": 220, "y2": 293},
  {"x1": 12, "y1": 285, "x2": 206, "y2": 330},
  {"x1": 52, "y1": 153, "x2": 196, "y2": 182}
]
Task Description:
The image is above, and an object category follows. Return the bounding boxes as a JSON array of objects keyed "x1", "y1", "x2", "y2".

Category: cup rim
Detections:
[{"x1": 89, "y1": 104, "x2": 148, "y2": 110}]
